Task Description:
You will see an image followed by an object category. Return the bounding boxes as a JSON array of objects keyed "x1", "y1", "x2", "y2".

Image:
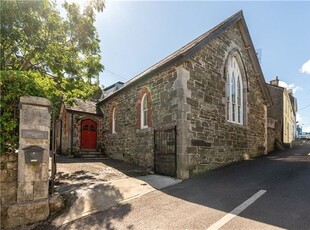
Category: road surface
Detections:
[{"x1": 59, "y1": 141, "x2": 310, "y2": 230}]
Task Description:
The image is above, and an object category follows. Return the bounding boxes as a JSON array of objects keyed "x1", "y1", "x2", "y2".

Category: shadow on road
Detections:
[
  {"x1": 47, "y1": 142, "x2": 310, "y2": 229},
  {"x1": 159, "y1": 141, "x2": 310, "y2": 229},
  {"x1": 59, "y1": 203, "x2": 132, "y2": 230},
  {"x1": 34, "y1": 183, "x2": 132, "y2": 230}
]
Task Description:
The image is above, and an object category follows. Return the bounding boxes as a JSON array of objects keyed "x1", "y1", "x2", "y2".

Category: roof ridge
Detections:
[
  {"x1": 123, "y1": 10, "x2": 243, "y2": 88},
  {"x1": 98, "y1": 10, "x2": 265, "y2": 105}
]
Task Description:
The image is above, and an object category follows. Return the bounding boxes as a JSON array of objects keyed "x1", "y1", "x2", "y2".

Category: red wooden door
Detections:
[{"x1": 81, "y1": 119, "x2": 97, "y2": 150}]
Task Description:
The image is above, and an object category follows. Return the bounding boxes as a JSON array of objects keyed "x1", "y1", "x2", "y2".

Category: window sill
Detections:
[
  {"x1": 136, "y1": 127, "x2": 152, "y2": 133},
  {"x1": 226, "y1": 120, "x2": 246, "y2": 128}
]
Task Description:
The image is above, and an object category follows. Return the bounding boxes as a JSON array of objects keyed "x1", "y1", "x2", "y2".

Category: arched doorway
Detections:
[{"x1": 81, "y1": 119, "x2": 97, "y2": 150}]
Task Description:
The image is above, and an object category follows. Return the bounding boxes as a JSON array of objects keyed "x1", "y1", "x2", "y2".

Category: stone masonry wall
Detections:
[
  {"x1": 57, "y1": 108, "x2": 70, "y2": 155},
  {"x1": 267, "y1": 117, "x2": 282, "y2": 153},
  {"x1": 1, "y1": 96, "x2": 51, "y2": 229},
  {"x1": 184, "y1": 24, "x2": 268, "y2": 175},
  {"x1": 71, "y1": 112, "x2": 104, "y2": 154},
  {"x1": 0, "y1": 152, "x2": 18, "y2": 226},
  {"x1": 57, "y1": 111, "x2": 103, "y2": 155},
  {"x1": 267, "y1": 85, "x2": 284, "y2": 123},
  {"x1": 100, "y1": 67, "x2": 179, "y2": 169},
  {"x1": 99, "y1": 23, "x2": 269, "y2": 178}
]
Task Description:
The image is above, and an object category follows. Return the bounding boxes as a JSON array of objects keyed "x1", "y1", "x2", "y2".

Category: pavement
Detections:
[
  {"x1": 57, "y1": 141, "x2": 310, "y2": 230},
  {"x1": 52, "y1": 174, "x2": 182, "y2": 227}
]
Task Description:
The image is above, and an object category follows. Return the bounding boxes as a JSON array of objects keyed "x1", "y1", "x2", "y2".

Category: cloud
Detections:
[
  {"x1": 296, "y1": 113, "x2": 302, "y2": 123},
  {"x1": 278, "y1": 81, "x2": 302, "y2": 94},
  {"x1": 300, "y1": 59, "x2": 310, "y2": 74}
]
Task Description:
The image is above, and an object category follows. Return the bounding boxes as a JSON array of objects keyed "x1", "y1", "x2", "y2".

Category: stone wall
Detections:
[
  {"x1": 0, "y1": 152, "x2": 18, "y2": 226},
  {"x1": 179, "y1": 24, "x2": 268, "y2": 175},
  {"x1": 1, "y1": 96, "x2": 51, "y2": 229},
  {"x1": 99, "y1": 23, "x2": 269, "y2": 178},
  {"x1": 267, "y1": 84, "x2": 284, "y2": 122},
  {"x1": 100, "y1": 67, "x2": 180, "y2": 169},
  {"x1": 71, "y1": 112, "x2": 104, "y2": 154},
  {"x1": 267, "y1": 117, "x2": 282, "y2": 153},
  {"x1": 56, "y1": 111, "x2": 104, "y2": 155},
  {"x1": 1, "y1": 153, "x2": 49, "y2": 229},
  {"x1": 55, "y1": 107, "x2": 70, "y2": 155}
]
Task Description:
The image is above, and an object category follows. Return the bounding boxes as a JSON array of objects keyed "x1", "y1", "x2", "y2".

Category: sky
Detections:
[{"x1": 92, "y1": 0, "x2": 310, "y2": 132}]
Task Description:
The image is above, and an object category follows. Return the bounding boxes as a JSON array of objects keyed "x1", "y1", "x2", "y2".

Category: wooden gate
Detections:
[
  {"x1": 154, "y1": 126, "x2": 177, "y2": 177},
  {"x1": 81, "y1": 119, "x2": 97, "y2": 150}
]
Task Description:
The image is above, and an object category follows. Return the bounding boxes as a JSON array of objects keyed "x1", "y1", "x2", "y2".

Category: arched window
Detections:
[
  {"x1": 226, "y1": 56, "x2": 244, "y2": 125},
  {"x1": 110, "y1": 103, "x2": 117, "y2": 134},
  {"x1": 112, "y1": 107, "x2": 116, "y2": 133},
  {"x1": 136, "y1": 87, "x2": 152, "y2": 129},
  {"x1": 141, "y1": 93, "x2": 148, "y2": 128}
]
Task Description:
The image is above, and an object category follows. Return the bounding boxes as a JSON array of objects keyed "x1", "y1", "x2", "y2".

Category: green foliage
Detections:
[
  {"x1": 0, "y1": 71, "x2": 100, "y2": 152},
  {"x1": 0, "y1": 71, "x2": 46, "y2": 152},
  {"x1": 0, "y1": 0, "x2": 105, "y2": 152},
  {"x1": 0, "y1": 0, "x2": 104, "y2": 81}
]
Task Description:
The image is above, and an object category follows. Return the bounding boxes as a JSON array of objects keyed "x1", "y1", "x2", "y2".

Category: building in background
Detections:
[
  {"x1": 296, "y1": 124, "x2": 303, "y2": 138},
  {"x1": 103, "y1": 81, "x2": 124, "y2": 98},
  {"x1": 267, "y1": 77, "x2": 297, "y2": 146},
  {"x1": 55, "y1": 98, "x2": 104, "y2": 156}
]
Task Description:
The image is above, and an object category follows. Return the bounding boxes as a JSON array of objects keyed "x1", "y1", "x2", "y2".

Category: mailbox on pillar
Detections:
[{"x1": 23, "y1": 146, "x2": 44, "y2": 164}]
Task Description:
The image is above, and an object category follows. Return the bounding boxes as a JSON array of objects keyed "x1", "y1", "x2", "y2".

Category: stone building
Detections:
[
  {"x1": 97, "y1": 11, "x2": 272, "y2": 179},
  {"x1": 266, "y1": 117, "x2": 282, "y2": 153},
  {"x1": 289, "y1": 93, "x2": 298, "y2": 139},
  {"x1": 267, "y1": 77, "x2": 297, "y2": 145},
  {"x1": 55, "y1": 98, "x2": 104, "y2": 156}
]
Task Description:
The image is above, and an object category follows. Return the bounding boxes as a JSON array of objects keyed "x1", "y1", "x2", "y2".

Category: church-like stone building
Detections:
[{"x1": 96, "y1": 11, "x2": 272, "y2": 179}]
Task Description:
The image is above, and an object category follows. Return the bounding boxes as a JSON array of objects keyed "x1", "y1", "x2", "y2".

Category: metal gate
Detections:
[{"x1": 154, "y1": 126, "x2": 177, "y2": 177}]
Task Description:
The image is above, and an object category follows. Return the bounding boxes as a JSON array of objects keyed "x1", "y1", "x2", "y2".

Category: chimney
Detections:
[{"x1": 270, "y1": 76, "x2": 279, "y2": 86}]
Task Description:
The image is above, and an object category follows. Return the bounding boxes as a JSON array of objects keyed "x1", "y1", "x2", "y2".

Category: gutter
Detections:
[{"x1": 66, "y1": 109, "x2": 103, "y2": 117}]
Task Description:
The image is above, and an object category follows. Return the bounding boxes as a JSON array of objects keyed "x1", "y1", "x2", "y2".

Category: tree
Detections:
[
  {"x1": 0, "y1": 0, "x2": 105, "y2": 152},
  {"x1": 1, "y1": 0, "x2": 104, "y2": 81}
]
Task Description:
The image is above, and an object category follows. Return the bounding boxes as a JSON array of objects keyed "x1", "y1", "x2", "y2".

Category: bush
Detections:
[
  {"x1": 0, "y1": 71, "x2": 100, "y2": 153},
  {"x1": 0, "y1": 71, "x2": 55, "y2": 152}
]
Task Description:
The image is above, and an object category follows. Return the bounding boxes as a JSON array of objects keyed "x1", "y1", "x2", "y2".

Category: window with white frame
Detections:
[
  {"x1": 226, "y1": 56, "x2": 243, "y2": 124},
  {"x1": 141, "y1": 94, "x2": 148, "y2": 128},
  {"x1": 112, "y1": 107, "x2": 116, "y2": 133}
]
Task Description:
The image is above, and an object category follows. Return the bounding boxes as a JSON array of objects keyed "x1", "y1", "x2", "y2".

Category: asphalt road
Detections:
[{"x1": 59, "y1": 141, "x2": 310, "y2": 230}]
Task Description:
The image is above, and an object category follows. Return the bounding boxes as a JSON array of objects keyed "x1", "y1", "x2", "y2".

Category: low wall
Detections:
[
  {"x1": 1, "y1": 152, "x2": 64, "y2": 229},
  {"x1": 1, "y1": 96, "x2": 52, "y2": 229},
  {"x1": 1, "y1": 152, "x2": 48, "y2": 229},
  {"x1": 0, "y1": 152, "x2": 18, "y2": 228}
]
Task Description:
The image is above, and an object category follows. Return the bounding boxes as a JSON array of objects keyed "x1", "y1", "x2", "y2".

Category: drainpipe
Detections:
[
  {"x1": 50, "y1": 110, "x2": 56, "y2": 195},
  {"x1": 71, "y1": 112, "x2": 74, "y2": 156},
  {"x1": 59, "y1": 119, "x2": 62, "y2": 153}
]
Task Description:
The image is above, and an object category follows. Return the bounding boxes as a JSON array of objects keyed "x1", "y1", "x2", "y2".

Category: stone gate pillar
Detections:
[{"x1": 14, "y1": 96, "x2": 51, "y2": 225}]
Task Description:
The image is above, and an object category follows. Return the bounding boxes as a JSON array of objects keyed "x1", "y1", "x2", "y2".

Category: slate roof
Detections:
[
  {"x1": 65, "y1": 98, "x2": 102, "y2": 115},
  {"x1": 104, "y1": 81, "x2": 124, "y2": 91},
  {"x1": 98, "y1": 10, "x2": 272, "y2": 106}
]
